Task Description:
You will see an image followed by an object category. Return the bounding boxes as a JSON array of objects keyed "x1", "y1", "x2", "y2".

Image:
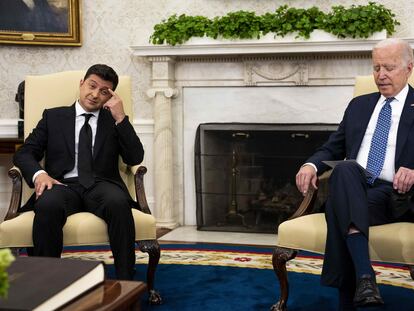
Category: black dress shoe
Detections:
[{"x1": 353, "y1": 274, "x2": 384, "y2": 307}]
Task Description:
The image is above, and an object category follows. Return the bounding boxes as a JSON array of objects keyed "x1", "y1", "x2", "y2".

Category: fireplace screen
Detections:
[{"x1": 195, "y1": 123, "x2": 336, "y2": 233}]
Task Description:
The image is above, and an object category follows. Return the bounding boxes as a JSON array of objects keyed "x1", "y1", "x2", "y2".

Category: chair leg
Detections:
[
  {"x1": 137, "y1": 240, "x2": 162, "y2": 305},
  {"x1": 409, "y1": 265, "x2": 414, "y2": 281},
  {"x1": 9, "y1": 247, "x2": 21, "y2": 257},
  {"x1": 270, "y1": 247, "x2": 297, "y2": 311}
]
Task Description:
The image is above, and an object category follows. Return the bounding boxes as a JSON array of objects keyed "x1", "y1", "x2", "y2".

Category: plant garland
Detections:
[{"x1": 150, "y1": 2, "x2": 399, "y2": 46}]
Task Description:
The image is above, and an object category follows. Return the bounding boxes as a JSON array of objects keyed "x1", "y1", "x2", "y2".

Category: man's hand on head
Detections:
[
  {"x1": 103, "y1": 89, "x2": 126, "y2": 124},
  {"x1": 393, "y1": 166, "x2": 414, "y2": 194},
  {"x1": 34, "y1": 172, "x2": 64, "y2": 199},
  {"x1": 296, "y1": 164, "x2": 318, "y2": 196}
]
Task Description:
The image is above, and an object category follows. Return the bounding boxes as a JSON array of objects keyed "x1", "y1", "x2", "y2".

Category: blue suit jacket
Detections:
[{"x1": 307, "y1": 85, "x2": 414, "y2": 176}]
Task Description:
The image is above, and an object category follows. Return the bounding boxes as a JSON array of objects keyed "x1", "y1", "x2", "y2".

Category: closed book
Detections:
[{"x1": 0, "y1": 257, "x2": 105, "y2": 311}]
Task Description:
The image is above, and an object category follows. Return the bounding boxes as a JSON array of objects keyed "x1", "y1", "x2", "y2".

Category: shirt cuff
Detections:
[
  {"x1": 32, "y1": 170, "x2": 47, "y2": 184},
  {"x1": 302, "y1": 162, "x2": 318, "y2": 173}
]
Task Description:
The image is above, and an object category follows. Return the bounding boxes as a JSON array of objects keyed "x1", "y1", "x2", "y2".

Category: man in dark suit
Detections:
[
  {"x1": 296, "y1": 38, "x2": 414, "y2": 310},
  {"x1": 14, "y1": 64, "x2": 144, "y2": 280}
]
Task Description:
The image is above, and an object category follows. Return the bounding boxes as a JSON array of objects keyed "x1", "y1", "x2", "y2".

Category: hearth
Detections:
[{"x1": 195, "y1": 123, "x2": 336, "y2": 233}]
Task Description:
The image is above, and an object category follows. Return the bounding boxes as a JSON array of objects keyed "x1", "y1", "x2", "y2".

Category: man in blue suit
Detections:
[{"x1": 296, "y1": 38, "x2": 414, "y2": 310}]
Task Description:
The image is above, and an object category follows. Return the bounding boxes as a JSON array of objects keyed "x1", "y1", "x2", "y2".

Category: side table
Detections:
[{"x1": 61, "y1": 280, "x2": 147, "y2": 311}]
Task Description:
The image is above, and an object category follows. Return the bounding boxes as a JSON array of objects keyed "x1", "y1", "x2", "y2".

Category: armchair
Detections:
[
  {"x1": 270, "y1": 75, "x2": 414, "y2": 311},
  {"x1": 0, "y1": 71, "x2": 162, "y2": 304}
]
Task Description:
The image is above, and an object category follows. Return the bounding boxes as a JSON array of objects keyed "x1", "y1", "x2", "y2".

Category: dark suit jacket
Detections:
[
  {"x1": 307, "y1": 85, "x2": 414, "y2": 215},
  {"x1": 13, "y1": 104, "x2": 144, "y2": 208}
]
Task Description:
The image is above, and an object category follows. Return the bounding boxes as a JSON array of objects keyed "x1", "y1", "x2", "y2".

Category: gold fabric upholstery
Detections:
[{"x1": 278, "y1": 214, "x2": 414, "y2": 264}]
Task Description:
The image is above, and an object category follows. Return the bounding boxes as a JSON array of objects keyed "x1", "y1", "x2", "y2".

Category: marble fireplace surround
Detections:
[{"x1": 131, "y1": 38, "x2": 414, "y2": 228}]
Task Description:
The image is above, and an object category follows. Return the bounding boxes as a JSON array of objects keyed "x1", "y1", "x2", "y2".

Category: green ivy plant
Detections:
[
  {"x1": 322, "y1": 2, "x2": 399, "y2": 38},
  {"x1": 261, "y1": 5, "x2": 325, "y2": 39},
  {"x1": 150, "y1": 2, "x2": 399, "y2": 46},
  {"x1": 0, "y1": 249, "x2": 15, "y2": 299}
]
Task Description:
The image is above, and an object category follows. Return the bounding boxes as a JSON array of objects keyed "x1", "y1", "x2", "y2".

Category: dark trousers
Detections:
[
  {"x1": 321, "y1": 161, "x2": 413, "y2": 288},
  {"x1": 32, "y1": 178, "x2": 136, "y2": 280}
]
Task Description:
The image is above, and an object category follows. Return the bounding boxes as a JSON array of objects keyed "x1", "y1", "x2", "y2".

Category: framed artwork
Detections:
[{"x1": 0, "y1": 0, "x2": 81, "y2": 46}]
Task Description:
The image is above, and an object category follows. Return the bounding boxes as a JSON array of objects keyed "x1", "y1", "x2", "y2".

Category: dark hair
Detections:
[{"x1": 83, "y1": 64, "x2": 119, "y2": 91}]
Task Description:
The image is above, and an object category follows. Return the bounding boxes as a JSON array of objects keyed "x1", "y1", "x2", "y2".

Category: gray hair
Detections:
[{"x1": 373, "y1": 38, "x2": 414, "y2": 65}]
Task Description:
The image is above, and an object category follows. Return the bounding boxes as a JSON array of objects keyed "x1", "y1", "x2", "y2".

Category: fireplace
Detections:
[
  {"x1": 195, "y1": 123, "x2": 336, "y2": 233},
  {"x1": 132, "y1": 39, "x2": 376, "y2": 228}
]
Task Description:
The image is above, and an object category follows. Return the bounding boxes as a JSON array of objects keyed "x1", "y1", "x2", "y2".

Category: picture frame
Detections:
[{"x1": 0, "y1": 0, "x2": 81, "y2": 46}]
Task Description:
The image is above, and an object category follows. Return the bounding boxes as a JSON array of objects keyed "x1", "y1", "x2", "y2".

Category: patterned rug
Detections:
[
  {"x1": 62, "y1": 243, "x2": 413, "y2": 290},
  {"x1": 61, "y1": 243, "x2": 414, "y2": 311}
]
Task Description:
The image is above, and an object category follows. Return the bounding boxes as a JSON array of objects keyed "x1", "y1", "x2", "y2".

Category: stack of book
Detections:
[{"x1": 0, "y1": 256, "x2": 105, "y2": 311}]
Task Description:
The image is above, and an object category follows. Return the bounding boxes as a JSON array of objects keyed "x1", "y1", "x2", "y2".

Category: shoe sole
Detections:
[{"x1": 354, "y1": 296, "x2": 384, "y2": 308}]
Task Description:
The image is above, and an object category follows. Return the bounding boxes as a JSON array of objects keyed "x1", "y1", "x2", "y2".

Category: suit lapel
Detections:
[
  {"x1": 60, "y1": 105, "x2": 76, "y2": 160},
  {"x1": 93, "y1": 109, "x2": 113, "y2": 159},
  {"x1": 395, "y1": 86, "x2": 414, "y2": 163},
  {"x1": 350, "y1": 94, "x2": 380, "y2": 159}
]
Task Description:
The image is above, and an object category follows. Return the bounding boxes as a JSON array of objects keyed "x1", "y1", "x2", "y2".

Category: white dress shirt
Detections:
[
  {"x1": 356, "y1": 84, "x2": 408, "y2": 182},
  {"x1": 63, "y1": 101, "x2": 100, "y2": 179}
]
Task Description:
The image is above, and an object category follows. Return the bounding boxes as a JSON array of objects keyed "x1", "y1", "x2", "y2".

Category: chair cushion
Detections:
[
  {"x1": 277, "y1": 214, "x2": 327, "y2": 255},
  {"x1": 277, "y1": 213, "x2": 414, "y2": 265},
  {"x1": 0, "y1": 209, "x2": 156, "y2": 248}
]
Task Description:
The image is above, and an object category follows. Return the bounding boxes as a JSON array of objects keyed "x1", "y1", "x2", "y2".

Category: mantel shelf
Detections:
[{"x1": 131, "y1": 37, "x2": 414, "y2": 58}]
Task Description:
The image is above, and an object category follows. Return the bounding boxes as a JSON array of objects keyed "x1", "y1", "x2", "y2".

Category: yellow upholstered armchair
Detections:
[
  {"x1": 0, "y1": 71, "x2": 162, "y2": 304},
  {"x1": 270, "y1": 75, "x2": 414, "y2": 311}
]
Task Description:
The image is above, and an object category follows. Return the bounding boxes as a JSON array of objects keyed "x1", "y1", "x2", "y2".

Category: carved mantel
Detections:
[
  {"x1": 130, "y1": 37, "x2": 414, "y2": 227},
  {"x1": 131, "y1": 36, "x2": 414, "y2": 57}
]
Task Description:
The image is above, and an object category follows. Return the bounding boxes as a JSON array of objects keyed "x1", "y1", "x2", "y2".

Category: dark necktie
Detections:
[
  {"x1": 366, "y1": 97, "x2": 394, "y2": 184},
  {"x1": 78, "y1": 113, "x2": 94, "y2": 188}
]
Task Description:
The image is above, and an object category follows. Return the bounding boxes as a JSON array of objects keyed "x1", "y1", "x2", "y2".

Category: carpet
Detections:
[{"x1": 62, "y1": 243, "x2": 414, "y2": 311}]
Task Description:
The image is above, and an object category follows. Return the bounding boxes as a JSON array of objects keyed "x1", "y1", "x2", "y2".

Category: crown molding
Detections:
[{"x1": 0, "y1": 119, "x2": 18, "y2": 138}]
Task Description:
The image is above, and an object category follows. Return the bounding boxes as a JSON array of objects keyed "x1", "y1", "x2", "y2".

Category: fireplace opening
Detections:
[{"x1": 194, "y1": 123, "x2": 337, "y2": 233}]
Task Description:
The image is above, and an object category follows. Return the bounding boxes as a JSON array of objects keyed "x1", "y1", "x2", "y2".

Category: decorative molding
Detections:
[
  {"x1": 0, "y1": 119, "x2": 152, "y2": 139},
  {"x1": 148, "y1": 56, "x2": 176, "y2": 63},
  {"x1": 244, "y1": 61, "x2": 308, "y2": 86},
  {"x1": 147, "y1": 88, "x2": 179, "y2": 99},
  {"x1": 130, "y1": 37, "x2": 414, "y2": 58},
  {"x1": 174, "y1": 53, "x2": 371, "y2": 63},
  {"x1": 0, "y1": 119, "x2": 18, "y2": 138},
  {"x1": 133, "y1": 118, "x2": 154, "y2": 134}
]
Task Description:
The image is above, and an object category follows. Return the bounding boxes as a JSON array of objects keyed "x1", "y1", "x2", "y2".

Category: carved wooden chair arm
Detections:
[
  {"x1": 132, "y1": 165, "x2": 152, "y2": 215},
  {"x1": 288, "y1": 169, "x2": 331, "y2": 220},
  {"x1": 5, "y1": 166, "x2": 23, "y2": 221},
  {"x1": 288, "y1": 186, "x2": 318, "y2": 220}
]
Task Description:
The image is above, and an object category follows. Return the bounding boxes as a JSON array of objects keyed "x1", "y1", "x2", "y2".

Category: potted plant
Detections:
[
  {"x1": 150, "y1": 2, "x2": 399, "y2": 46},
  {"x1": 0, "y1": 249, "x2": 15, "y2": 299}
]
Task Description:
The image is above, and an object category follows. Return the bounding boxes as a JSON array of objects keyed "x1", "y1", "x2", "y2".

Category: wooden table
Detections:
[
  {"x1": 0, "y1": 138, "x2": 23, "y2": 154},
  {"x1": 61, "y1": 280, "x2": 147, "y2": 311}
]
